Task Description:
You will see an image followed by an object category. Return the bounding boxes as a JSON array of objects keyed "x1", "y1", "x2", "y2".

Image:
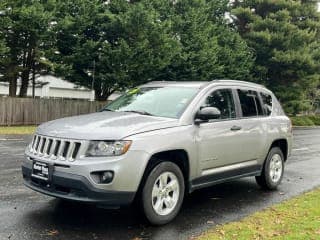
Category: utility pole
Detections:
[
  {"x1": 32, "y1": 62, "x2": 35, "y2": 98},
  {"x1": 91, "y1": 59, "x2": 95, "y2": 101}
]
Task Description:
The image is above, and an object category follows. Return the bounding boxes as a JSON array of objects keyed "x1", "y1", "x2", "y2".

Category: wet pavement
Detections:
[{"x1": 0, "y1": 128, "x2": 319, "y2": 240}]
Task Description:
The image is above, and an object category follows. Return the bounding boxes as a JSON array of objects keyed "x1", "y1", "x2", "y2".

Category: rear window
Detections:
[
  {"x1": 260, "y1": 92, "x2": 273, "y2": 116},
  {"x1": 237, "y1": 89, "x2": 263, "y2": 117}
]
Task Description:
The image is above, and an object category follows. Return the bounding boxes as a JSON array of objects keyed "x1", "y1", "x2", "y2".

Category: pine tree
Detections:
[
  {"x1": 232, "y1": 0, "x2": 320, "y2": 114},
  {"x1": 52, "y1": 0, "x2": 180, "y2": 100},
  {"x1": 146, "y1": 0, "x2": 254, "y2": 82}
]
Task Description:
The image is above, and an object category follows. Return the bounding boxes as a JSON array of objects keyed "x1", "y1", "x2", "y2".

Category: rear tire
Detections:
[
  {"x1": 141, "y1": 161, "x2": 185, "y2": 225},
  {"x1": 256, "y1": 147, "x2": 284, "y2": 190}
]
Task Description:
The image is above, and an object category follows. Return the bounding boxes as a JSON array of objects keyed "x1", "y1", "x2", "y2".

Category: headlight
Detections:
[{"x1": 86, "y1": 140, "x2": 132, "y2": 157}]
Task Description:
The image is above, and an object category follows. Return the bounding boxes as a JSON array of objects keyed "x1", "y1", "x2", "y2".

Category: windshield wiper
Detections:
[
  {"x1": 123, "y1": 110, "x2": 153, "y2": 116},
  {"x1": 100, "y1": 108, "x2": 114, "y2": 112}
]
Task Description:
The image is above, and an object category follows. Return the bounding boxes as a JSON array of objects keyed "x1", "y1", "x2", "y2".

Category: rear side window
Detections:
[
  {"x1": 260, "y1": 92, "x2": 273, "y2": 116},
  {"x1": 202, "y1": 89, "x2": 236, "y2": 119},
  {"x1": 237, "y1": 89, "x2": 263, "y2": 117}
]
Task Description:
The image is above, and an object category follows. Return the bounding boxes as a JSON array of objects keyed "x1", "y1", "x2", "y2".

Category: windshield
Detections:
[{"x1": 104, "y1": 87, "x2": 199, "y2": 118}]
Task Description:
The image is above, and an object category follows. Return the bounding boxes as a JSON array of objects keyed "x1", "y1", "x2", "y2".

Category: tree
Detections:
[
  {"x1": 0, "y1": 11, "x2": 9, "y2": 79},
  {"x1": 52, "y1": 0, "x2": 254, "y2": 101},
  {"x1": 232, "y1": 0, "x2": 320, "y2": 114},
  {"x1": 0, "y1": 0, "x2": 55, "y2": 97},
  {"x1": 0, "y1": 8, "x2": 8, "y2": 56},
  {"x1": 52, "y1": 0, "x2": 180, "y2": 100},
  {"x1": 146, "y1": 0, "x2": 254, "y2": 82}
]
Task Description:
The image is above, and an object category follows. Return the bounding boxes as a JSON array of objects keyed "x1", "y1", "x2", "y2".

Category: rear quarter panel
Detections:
[{"x1": 260, "y1": 91, "x2": 293, "y2": 161}]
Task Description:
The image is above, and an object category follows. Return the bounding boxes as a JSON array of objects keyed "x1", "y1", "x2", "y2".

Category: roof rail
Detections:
[{"x1": 209, "y1": 79, "x2": 265, "y2": 88}]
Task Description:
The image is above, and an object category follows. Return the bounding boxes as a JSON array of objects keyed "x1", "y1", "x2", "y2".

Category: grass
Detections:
[
  {"x1": 0, "y1": 125, "x2": 36, "y2": 135},
  {"x1": 290, "y1": 115, "x2": 320, "y2": 126},
  {"x1": 198, "y1": 188, "x2": 320, "y2": 240}
]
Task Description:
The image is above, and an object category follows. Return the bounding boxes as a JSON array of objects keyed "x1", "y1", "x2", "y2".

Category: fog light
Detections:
[
  {"x1": 91, "y1": 171, "x2": 114, "y2": 184},
  {"x1": 100, "y1": 171, "x2": 114, "y2": 183}
]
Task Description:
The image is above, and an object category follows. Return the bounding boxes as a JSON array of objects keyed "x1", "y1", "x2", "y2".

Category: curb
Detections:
[{"x1": 293, "y1": 126, "x2": 320, "y2": 130}]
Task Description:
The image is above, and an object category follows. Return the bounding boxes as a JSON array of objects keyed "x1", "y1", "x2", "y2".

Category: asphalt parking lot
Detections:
[{"x1": 0, "y1": 128, "x2": 320, "y2": 240}]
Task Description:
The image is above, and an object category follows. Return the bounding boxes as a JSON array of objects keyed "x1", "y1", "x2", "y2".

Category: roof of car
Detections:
[
  {"x1": 141, "y1": 81, "x2": 208, "y2": 88},
  {"x1": 141, "y1": 80, "x2": 266, "y2": 89}
]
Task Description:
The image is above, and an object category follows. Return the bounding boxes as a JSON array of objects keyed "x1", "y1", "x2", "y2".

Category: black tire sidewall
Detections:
[
  {"x1": 263, "y1": 147, "x2": 284, "y2": 189},
  {"x1": 141, "y1": 161, "x2": 185, "y2": 225}
]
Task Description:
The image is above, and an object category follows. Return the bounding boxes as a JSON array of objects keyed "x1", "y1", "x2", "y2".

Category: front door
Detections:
[{"x1": 195, "y1": 88, "x2": 244, "y2": 172}]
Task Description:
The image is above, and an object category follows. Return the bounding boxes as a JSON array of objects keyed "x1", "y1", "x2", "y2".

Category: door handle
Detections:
[{"x1": 230, "y1": 125, "x2": 242, "y2": 131}]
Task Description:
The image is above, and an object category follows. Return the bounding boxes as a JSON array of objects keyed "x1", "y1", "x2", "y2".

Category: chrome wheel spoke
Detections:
[
  {"x1": 152, "y1": 183, "x2": 161, "y2": 197},
  {"x1": 164, "y1": 196, "x2": 174, "y2": 209},
  {"x1": 275, "y1": 161, "x2": 282, "y2": 169},
  {"x1": 166, "y1": 179, "x2": 178, "y2": 192},
  {"x1": 154, "y1": 198, "x2": 164, "y2": 213},
  {"x1": 159, "y1": 173, "x2": 168, "y2": 189}
]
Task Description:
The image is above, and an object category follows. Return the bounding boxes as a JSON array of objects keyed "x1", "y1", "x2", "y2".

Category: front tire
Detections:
[
  {"x1": 141, "y1": 162, "x2": 185, "y2": 225},
  {"x1": 256, "y1": 147, "x2": 284, "y2": 190}
]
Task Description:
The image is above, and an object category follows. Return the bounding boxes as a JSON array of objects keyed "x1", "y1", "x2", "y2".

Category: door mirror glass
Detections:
[{"x1": 196, "y1": 107, "x2": 221, "y2": 121}]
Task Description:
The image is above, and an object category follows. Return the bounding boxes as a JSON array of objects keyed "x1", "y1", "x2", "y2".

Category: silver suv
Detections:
[{"x1": 22, "y1": 80, "x2": 292, "y2": 225}]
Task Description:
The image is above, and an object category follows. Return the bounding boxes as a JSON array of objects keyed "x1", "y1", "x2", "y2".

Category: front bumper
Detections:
[{"x1": 22, "y1": 164, "x2": 135, "y2": 206}]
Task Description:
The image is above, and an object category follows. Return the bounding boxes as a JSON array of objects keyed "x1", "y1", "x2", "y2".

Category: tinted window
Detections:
[
  {"x1": 237, "y1": 89, "x2": 263, "y2": 117},
  {"x1": 201, "y1": 89, "x2": 236, "y2": 119},
  {"x1": 260, "y1": 92, "x2": 273, "y2": 115}
]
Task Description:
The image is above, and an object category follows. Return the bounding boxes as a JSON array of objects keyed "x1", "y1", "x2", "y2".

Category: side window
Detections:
[
  {"x1": 260, "y1": 92, "x2": 273, "y2": 116},
  {"x1": 201, "y1": 89, "x2": 236, "y2": 119},
  {"x1": 237, "y1": 89, "x2": 263, "y2": 117}
]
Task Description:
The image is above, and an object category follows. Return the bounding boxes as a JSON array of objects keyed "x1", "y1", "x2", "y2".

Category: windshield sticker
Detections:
[{"x1": 128, "y1": 88, "x2": 140, "y2": 95}]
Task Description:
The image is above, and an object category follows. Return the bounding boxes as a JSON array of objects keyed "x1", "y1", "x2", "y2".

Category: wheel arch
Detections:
[
  {"x1": 137, "y1": 149, "x2": 190, "y2": 195},
  {"x1": 269, "y1": 139, "x2": 288, "y2": 161}
]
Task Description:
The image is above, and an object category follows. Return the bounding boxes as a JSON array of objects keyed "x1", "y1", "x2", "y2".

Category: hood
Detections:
[{"x1": 36, "y1": 111, "x2": 180, "y2": 140}]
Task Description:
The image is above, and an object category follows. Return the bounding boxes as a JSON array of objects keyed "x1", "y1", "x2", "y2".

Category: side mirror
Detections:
[{"x1": 195, "y1": 107, "x2": 221, "y2": 124}]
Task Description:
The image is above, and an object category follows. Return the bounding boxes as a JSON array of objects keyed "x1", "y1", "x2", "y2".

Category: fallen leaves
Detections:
[
  {"x1": 47, "y1": 230, "x2": 59, "y2": 236},
  {"x1": 218, "y1": 229, "x2": 225, "y2": 236},
  {"x1": 197, "y1": 188, "x2": 320, "y2": 240}
]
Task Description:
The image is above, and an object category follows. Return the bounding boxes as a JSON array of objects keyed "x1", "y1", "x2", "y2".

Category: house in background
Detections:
[
  {"x1": 0, "y1": 75, "x2": 120, "y2": 101},
  {"x1": 0, "y1": 75, "x2": 94, "y2": 100}
]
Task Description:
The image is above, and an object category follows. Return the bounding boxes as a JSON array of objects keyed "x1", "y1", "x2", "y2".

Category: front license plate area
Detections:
[{"x1": 32, "y1": 161, "x2": 50, "y2": 181}]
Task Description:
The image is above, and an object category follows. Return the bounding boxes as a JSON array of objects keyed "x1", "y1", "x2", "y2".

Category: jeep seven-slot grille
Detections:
[{"x1": 30, "y1": 135, "x2": 81, "y2": 161}]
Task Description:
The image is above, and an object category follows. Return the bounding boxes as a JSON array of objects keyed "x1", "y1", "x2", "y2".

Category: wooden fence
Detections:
[{"x1": 0, "y1": 98, "x2": 108, "y2": 126}]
